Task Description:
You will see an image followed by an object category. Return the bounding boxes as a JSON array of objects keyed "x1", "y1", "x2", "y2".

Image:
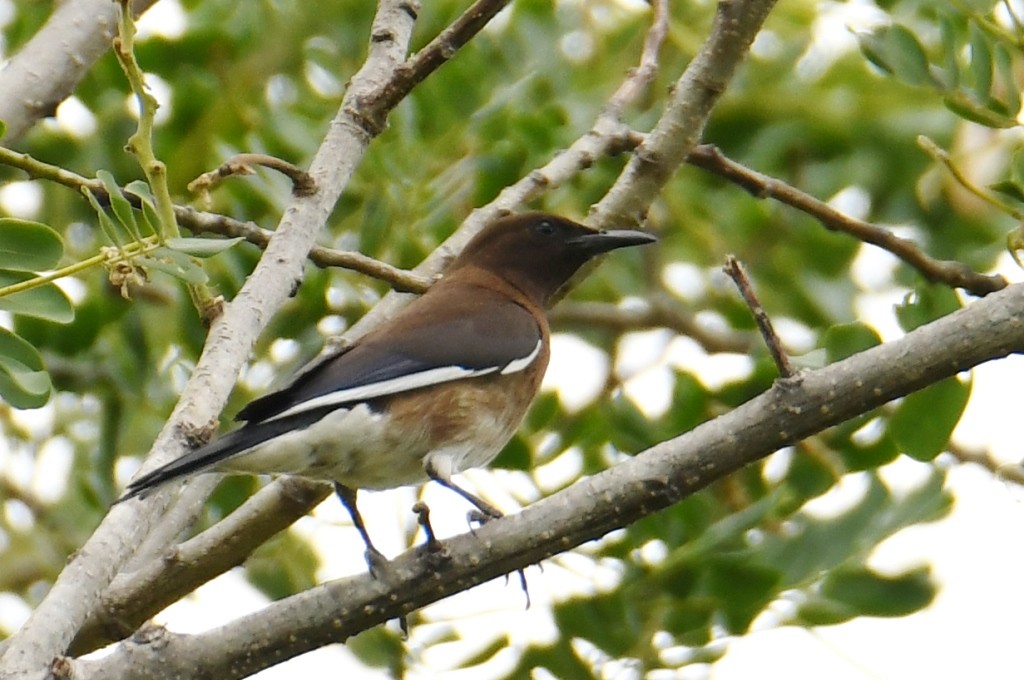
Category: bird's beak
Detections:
[{"x1": 568, "y1": 228, "x2": 657, "y2": 254}]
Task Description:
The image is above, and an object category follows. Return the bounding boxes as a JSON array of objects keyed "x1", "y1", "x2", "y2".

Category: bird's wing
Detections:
[
  {"x1": 120, "y1": 292, "x2": 543, "y2": 501},
  {"x1": 235, "y1": 290, "x2": 544, "y2": 424}
]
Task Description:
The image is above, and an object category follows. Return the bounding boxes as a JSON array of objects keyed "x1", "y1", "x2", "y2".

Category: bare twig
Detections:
[
  {"x1": 592, "y1": 0, "x2": 779, "y2": 227},
  {"x1": 361, "y1": 0, "x2": 512, "y2": 133},
  {"x1": 549, "y1": 298, "x2": 751, "y2": 354},
  {"x1": 178, "y1": 207, "x2": 433, "y2": 294},
  {"x1": 604, "y1": 0, "x2": 669, "y2": 117},
  {"x1": 0, "y1": 149, "x2": 432, "y2": 294},
  {"x1": 947, "y1": 442, "x2": 1024, "y2": 486},
  {"x1": 188, "y1": 154, "x2": 317, "y2": 199},
  {"x1": 723, "y1": 256, "x2": 794, "y2": 377},
  {"x1": 687, "y1": 144, "x2": 1008, "y2": 297}
]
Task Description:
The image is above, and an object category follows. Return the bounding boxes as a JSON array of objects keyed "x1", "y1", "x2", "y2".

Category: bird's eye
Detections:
[{"x1": 535, "y1": 220, "x2": 556, "y2": 236}]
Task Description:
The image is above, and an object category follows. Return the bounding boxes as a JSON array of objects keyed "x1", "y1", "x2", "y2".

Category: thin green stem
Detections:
[
  {"x1": 0, "y1": 237, "x2": 161, "y2": 299},
  {"x1": 113, "y1": 0, "x2": 216, "y2": 315},
  {"x1": 917, "y1": 135, "x2": 1024, "y2": 220}
]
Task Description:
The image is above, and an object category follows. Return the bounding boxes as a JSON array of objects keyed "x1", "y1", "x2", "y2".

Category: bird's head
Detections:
[{"x1": 448, "y1": 212, "x2": 656, "y2": 306}]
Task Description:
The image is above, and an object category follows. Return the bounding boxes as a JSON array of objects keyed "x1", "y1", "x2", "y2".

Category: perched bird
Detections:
[{"x1": 121, "y1": 212, "x2": 655, "y2": 561}]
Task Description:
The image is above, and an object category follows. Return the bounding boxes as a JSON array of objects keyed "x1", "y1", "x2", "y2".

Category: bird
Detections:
[{"x1": 120, "y1": 212, "x2": 656, "y2": 564}]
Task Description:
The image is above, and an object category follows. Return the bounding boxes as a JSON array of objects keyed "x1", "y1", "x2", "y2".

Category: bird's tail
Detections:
[{"x1": 118, "y1": 414, "x2": 312, "y2": 503}]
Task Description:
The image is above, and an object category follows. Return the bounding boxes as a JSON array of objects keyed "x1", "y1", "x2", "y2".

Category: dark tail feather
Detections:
[
  {"x1": 117, "y1": 415, "x2": 307, "y2": 502},
  {"x1": 117, "y1": 406, "x2": 338, "y2": 503},
  {"x1": 117, "y1": 428, "x2": 253, "y2": 503}
]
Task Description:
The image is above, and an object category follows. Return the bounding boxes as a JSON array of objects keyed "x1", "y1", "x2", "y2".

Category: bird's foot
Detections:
[
  {"x1": 413, "y1": 501, "x2": 451, "y2": 568},
  {"x1": 364, "y1": 545, "x2": 393, "y2": 580}
]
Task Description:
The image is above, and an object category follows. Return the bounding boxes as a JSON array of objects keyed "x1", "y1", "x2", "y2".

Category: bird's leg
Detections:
[
  {"x1": 333, "y1": 482, "x2": 389, "y2": 577},
  {"x1": 412, "y1": 501, "x2": 451, "y2": 570},
  {"x1": 424, "y1": 462, "x2": 529, "y2": 602},
  {"x1": 425, "y1": 461, "x2": 503, "y2": 522}
]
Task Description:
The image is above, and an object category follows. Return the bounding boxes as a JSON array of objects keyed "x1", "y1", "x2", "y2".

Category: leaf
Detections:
[
  {"x1": 894, "y1": 286, "x2": 960, "y2": 333},
  {"x1": 890, "y1": 376, "x2": 970, "y2": 461},
  {"x1": 820, "y1": 565, "x2": 935, "y2": 617},
  {"x1": 0, "y1": 218, "x2": 64, "y2": 271},
  {"x1": 125, "y1": 181, "x2": 162, "y2": 234},
  {"x1": 822, "y1": 322, "x2": 881, "y2": 363},
  {"x1": 493, "y1": 433, "x2": 531, "y2": 470},
  {"x1": 0, "y1": 326, "x2": 51, "y2": 408},
  {"x1": 968, "y1": 23, "x2": 993, "y2": 105},
  {"x1": 943, "y1": 91, "x2": 1019, "y2": 128},
  {"x1": 938, "y1": 16, "x2": 959, "y2": 90},
  {"x1": 165, "y1": 236, "x2": 245, "y2": 257},
  {"x1": 885, "y1": 25, "x2": 934, "y2": 87},
  {"x1": 0, "y1": 271, "x2": 74, "y2": 323},
  {"x1": 989, "y1": 180, "x2": 1024, "y2": 206},
  {"x1": 97, "y1": 170, "x2": 142, "y2": 240},
  {"x1": 136, "y1": 253, "x2": 209, "y2": 285},
  {"x1": 82, "y1": 186, "x2": 126, "y2": 246},
  {"x1": 995, "y1": 45, "x2": 1020, "y2": 118}
]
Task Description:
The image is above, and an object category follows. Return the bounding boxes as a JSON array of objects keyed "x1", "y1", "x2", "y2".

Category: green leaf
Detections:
[
  {"x1": 995, "y1": 44, "x2": 1020, "y2": 118},
  {"x1": 0, "y1": 219, "x2": 64, "y2": 271},
  {"x1": 938, "y1": 16, "x2": 959, "y2": 90},
  {"x1": 890, "y1": 376, "x2": 970, "y2": 461},
  {"x1": 894, "y1": 286, "x2": 961, "y2": 333},
  {"x1": 166, "y1": 236, "x2": 245, "y2": 257},
  {"x1": 97, "y1": 170, "x2": 142, "y2": 240},
  {"x1": 885, "y1": 25, "x2": 934, "y2": 87},
  {"x1": 493, "y1": 433, "x2": 531, "y2": 470},
  {"x1": 0, "y1": 271, "x2": 74, "y2": 323},
  {"x1": 137, "y1": 253, "x2": 209, "y2": 285},
  {"x1": 989, "y1": 179, "x2": 1024, "y2": 205},
  {"x1": 125, "y1": 181, "x2": 162, "y2": 234},
  {"x1": 1012, "y1": 149, "x2": 1024, "y2": 187},
  {"x1": 705, "y1": 556, "x2": 782, "y2": 632},
  {"x1": 943, "y1": 90, "x2": 1019, "y2": 128},
  {"x1": 822, "y1": 322, "x2": 881, "y2": 363},
  {"x1": 820, "y1": 565, "x2": 935, "y2": 617},
  {"x1": 969, "y1": 23, "x2": 993, "y2": 104},
  {"x1": 82, "y1": 186, "x2": 126, "y2": 246},
  {"x1": 0, "y1": 326, "x2": 51, "y2": 408}
]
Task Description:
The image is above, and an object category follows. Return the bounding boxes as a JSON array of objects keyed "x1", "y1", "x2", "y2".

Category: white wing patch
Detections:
[
  {"x1": 500, "y1": 338, "x2": 542, "y2": 375},
  {"x1": 268, "y1": 339, "x2": 541, "y2": 422}
]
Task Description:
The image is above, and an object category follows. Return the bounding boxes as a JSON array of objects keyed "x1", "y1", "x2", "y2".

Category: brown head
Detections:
[{"x1": 447, "y1": 212, "x2": 656, "y2": 306}]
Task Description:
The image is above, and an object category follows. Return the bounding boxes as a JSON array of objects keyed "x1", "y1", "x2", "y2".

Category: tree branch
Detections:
[
  {"x1": 73, "y1": 282, "x2": 1024, "y2": 680},
  {"x1": 686, "y1": 144, "x2": 1008, "y2": 297},
  {"x1": 0, "y1": 0, "x2": 159, "y2": 143},
  {"x1": 592, "y1": 0, "x2": 779, "y2": 227}
]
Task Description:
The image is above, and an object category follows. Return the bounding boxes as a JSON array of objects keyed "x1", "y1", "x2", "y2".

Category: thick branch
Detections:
[
  {"x1": 592, "y1": 0, "x2": 779, "y2": 227},
  {"x1": 0, "y1": 0, "x2": 159, "y2": 143},
  {"x1": 75, "y1": 283, "x2": 1024, "y2": 680}
]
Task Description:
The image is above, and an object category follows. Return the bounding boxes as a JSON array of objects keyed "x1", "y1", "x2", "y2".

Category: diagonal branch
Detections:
[
  {"x1": 72, "y1": 281, "x2": 1024, "y2": 680},
  {"x1": 592, "y1": 0, "x2": 780, "y2": 227},
  {"x1": 0, "y1": 0, "x2": 159, "y2": 143},
  {"x1": 686, "y1": 144, "x2": 1008, "y2": 297}
]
